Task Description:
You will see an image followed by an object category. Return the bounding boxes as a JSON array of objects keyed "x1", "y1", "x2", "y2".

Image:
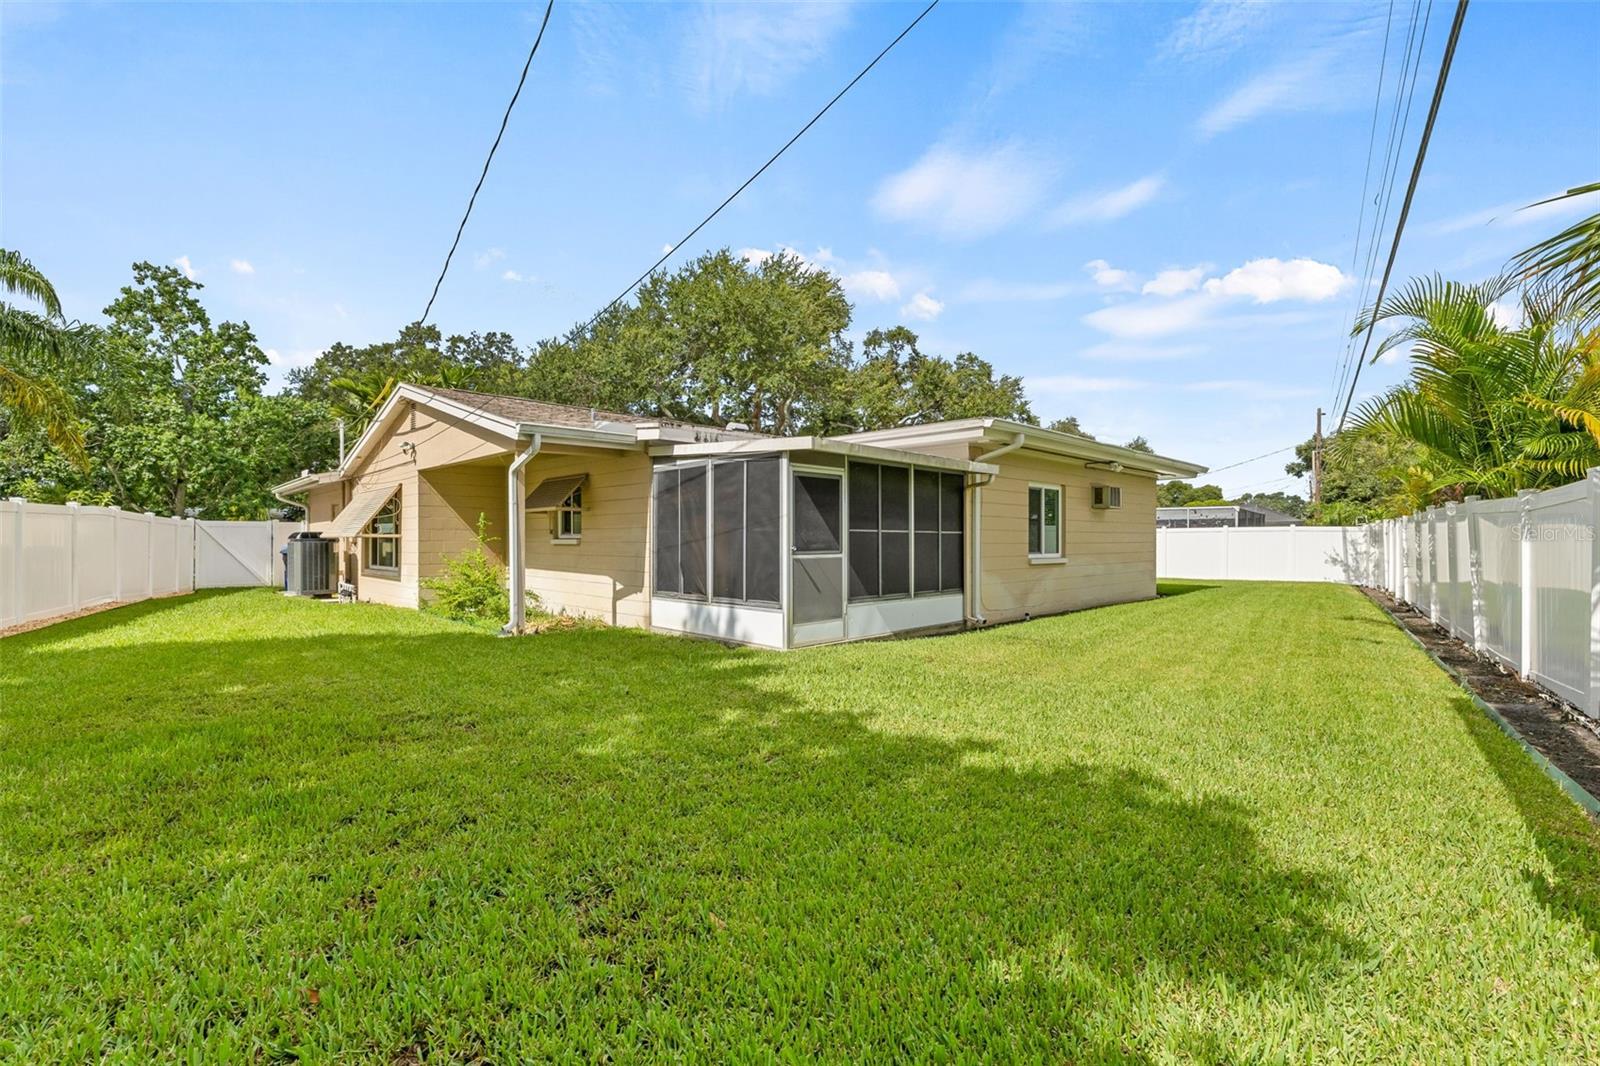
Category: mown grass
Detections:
[{"x1": 2, "y1": 582, "x2": 1598, "y2": 1062}]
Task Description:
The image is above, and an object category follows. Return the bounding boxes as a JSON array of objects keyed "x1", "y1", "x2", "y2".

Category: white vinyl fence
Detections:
[
  {"x1": 1158, "y1": 470, "x2": 1600, "y2": 719},
  {"x1": 1, "y1": 498, "x2": 289, "y2": 629},
  {"x1": 1365, "y1": 471, "x2": 1599, "y2": 719}
]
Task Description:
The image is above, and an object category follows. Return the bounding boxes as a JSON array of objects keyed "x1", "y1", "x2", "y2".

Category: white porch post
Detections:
[{"x1": 502, "y1": 434, "x2": 541, "y2": 636}]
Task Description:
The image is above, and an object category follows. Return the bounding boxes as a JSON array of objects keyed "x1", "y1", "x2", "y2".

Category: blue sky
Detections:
[{"x1": 5, "y1": 1, "x2": 1598, "y2": 496}]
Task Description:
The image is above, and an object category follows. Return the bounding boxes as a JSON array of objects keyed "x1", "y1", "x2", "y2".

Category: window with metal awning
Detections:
[
  {"x1": 325, "y1": 486, "x2": 399, "y2": 539},
  {"x1": 526, "y1": 473, "x2": 587, "y2": 541},
  {"x1": 524, "y1": 473, "x2": 587, "y2": 511}
]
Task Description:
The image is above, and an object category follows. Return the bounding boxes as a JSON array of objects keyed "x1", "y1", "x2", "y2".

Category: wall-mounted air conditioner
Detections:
[{"x1": 1091, "y1": 485, "x2": 1122, "y2": 510}]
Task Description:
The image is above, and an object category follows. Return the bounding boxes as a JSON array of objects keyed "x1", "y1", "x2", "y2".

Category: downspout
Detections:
[
  {"x1": 969, "y1": 433, "x2": 1025, "y2": 626},
  {"x1": 272, "y1": 485, "x2": 310, "y2": 532},
  {"x1": 501, "y1": 432, "x2": 542, "y2": 636}
]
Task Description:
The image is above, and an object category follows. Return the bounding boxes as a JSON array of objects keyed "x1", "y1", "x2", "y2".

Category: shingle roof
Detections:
[{"x1": 422, "y1": 385, "x2": 766, "y2": 436}]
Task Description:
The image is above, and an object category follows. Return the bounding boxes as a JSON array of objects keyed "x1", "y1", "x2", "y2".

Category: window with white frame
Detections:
[
  {"x1": 366, "y1": 492, "x2": 400, "y2": 571},
  {"x1": 1028, "y1": 484, "x2": 1061, "y2": 557},
  {"x1": 552, "y1": 484, "x2": 582, "y2": 540}
]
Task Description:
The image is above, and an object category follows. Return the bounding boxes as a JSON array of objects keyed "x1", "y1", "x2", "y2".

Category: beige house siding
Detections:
[
  {"x1": 338, "y1": 401, "x2": 510, "y2": 610},
  {"x1": 417, "y1": 464, "x2": 508, "y2": 601},
  {"x1": 520, "y1": 451, "x2": 653, "y2": 628},
  {"x1": 974, "y1": 448, "x2": 1157, "y2": 624}
]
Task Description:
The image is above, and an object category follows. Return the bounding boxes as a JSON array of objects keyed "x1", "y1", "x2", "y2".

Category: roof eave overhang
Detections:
[
  {"x1": 646, "y1": 435, "x2": 995, "y2": 476},
  {"x1": 512, "y1": 422, "x2": 642, "y2": 450},
  {"x1": 979, "y1": 420, "x2": 1208, "y2": 479}
]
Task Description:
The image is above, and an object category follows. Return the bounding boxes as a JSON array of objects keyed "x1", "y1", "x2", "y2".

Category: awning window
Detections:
[
  {"x1": 526, "y1": 473, "x2": 587, "y2": 511},
  {"x1": 326, "y1": 486, "x2": 398, "y2": 538}
]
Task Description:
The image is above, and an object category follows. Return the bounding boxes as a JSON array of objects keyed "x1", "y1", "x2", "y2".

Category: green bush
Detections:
[{"x1": 422, "y1": 514, "x2": 537, "y2": 625}]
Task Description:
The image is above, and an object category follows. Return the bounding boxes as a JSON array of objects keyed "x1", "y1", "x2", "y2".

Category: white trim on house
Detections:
[
  {"x1": 838, "y1": 418, "x2": 1208, "y2": 479},
  {"x1": 647, "y1": 435, "x2": 995, "y2": 476}
]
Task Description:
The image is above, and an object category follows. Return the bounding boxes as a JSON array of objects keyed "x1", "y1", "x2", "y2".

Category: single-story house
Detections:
[{"x1": 273, "y1": 384, "x2": 1205, "y2": 649}]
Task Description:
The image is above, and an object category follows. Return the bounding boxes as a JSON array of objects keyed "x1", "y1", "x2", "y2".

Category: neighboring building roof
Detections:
[
  {"x1": 1156, "y1": 503, "x2": 1302, "y2": 525},
  {"x1": 838, "y1": 417, "x2": 1207, "y2": 479}
]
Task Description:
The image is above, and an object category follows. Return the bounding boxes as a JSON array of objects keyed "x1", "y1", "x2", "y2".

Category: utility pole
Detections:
[{"x1": 1312, "y1": 407, "x2": 1324, "y2": 520}]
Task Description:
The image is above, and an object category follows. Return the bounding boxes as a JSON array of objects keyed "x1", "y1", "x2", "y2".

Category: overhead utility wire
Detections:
[
  {"x1": 1334, "y1": 0, "x2": 1430, "y2": 411},
  {"x1": 582, "y1": 0, "x2": 941, "y2": 330},
  {"x1": 348, "y1": 1, "x2": 943, "y2": 475},
  {"x1": 1336, "y1": 0, "x2": 1469, "y2": 432},
  {"x1": 420, "y1": 0, "x2": 556, "y2": 325},
  {"x1": 1205, "y1": 444, "x2": 1300, "y2": 476},
  {"x1": 1331, "y1": 0, "x2": 1399, "y2": 404}
]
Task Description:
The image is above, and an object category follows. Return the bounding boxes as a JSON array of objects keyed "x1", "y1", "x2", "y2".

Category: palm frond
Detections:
[{"x1": 0, "y1": 248, "x2": 64, "y2": 318}]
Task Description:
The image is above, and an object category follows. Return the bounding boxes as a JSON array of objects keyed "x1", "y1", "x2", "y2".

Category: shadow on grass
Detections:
[
  {"x1": 1449, "y1": 697, "x2": 1600, "y2": 957},
  {"x1": 3, "y1": 603, "x2": 1361, "y2": 1060},
  {"x1": 1155, "y1": 581, "x2": 1222, "y2": 598}
]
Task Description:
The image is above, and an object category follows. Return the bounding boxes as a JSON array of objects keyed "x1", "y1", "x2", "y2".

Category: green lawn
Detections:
[{"x1": 3, "y1": 583, "x2": 1598, "y2": 1062}]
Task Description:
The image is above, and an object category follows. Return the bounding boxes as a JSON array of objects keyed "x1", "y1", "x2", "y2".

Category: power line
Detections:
[
  {"x1": 582, "y1": 0, "x2": 940, "y2": 330},
  {"x1": 1336, "y1": 0, "x2": 1469, "y2": 432},
  {"x1": 1333, "y1": 0, "x2": 1430, "y2": 411},
  {"x1": 1204, "y1": 443, "x2": 1300, "y2": 476},
  {"x1": 340, "y1": 2, "x2": 942, "y2": 474},
  {"x1": 420, "y1": 0, "x2": 556, "y2": 326},
  {"x1": 1331, "y1": 0, "x2": 1398, "y2": 405}
]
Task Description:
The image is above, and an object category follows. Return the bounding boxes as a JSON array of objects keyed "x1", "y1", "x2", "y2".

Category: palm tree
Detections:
[
  {"x1": 1342, "y1": 274, "x2": 1600, "y2": 500},
  {"x1": 1511, "y1": 182, "x2": 1600, "y2": 324},
  {"x1": 0, "y1": 249, "x2": 88, "y2": 466}
]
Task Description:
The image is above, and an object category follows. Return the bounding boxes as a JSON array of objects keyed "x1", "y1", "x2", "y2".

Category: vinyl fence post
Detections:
[
  {"x1": 144, "y1": 512, "x2": 157, "y2": 602},
  {"x1": 109, "y1": 506, "x2": 122, "y2": 602},
  {"x1": 7, "y1": 497, "x2": 24, "y2": 627},
  {"x1": 1463, "y1": 496, "x2": 1485, "y2": 652},
  {"x1": 1587, "y1": 468, "x2": 1600, "y2": 719},
  {"x1": 65, "y1": 501, "x2": 81, "y2": 613},
  {"x1": 1517, "y1": 489, "x2": 1538, "y2": 680}
]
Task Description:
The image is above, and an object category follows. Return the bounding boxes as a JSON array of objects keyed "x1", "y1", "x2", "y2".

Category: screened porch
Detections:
[{"x1": 647, "y1": 447, "x2": 976, "y2": 649}]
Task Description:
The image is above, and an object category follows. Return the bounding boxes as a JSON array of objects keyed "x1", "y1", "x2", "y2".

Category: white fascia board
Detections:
[
  {"x1": 647, "y1": 435, "x2": 994, "y2": 475},
  {"x1": 512, "y1": 422, "x2": 641, "y2": 450},
  {"x1": 841, "y1": 417, "x2": 1206, "y2": 478}
]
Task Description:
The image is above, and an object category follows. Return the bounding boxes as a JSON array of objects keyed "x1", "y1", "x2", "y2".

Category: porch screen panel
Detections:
[
  {"x1": 652, "y1": 470, "x2": 681, "y2": 595},
  {"x1": 794, "y1": 474, "x2": 841, "y2": 553},
  {"x1": 744, "y1": 458, "x2": 781, "y2": 604},
  {"x1": 848, "y1": 463, "x2": 880, "y2": 598},
  {"x1": 712, "y1": 462, "x2": 745, "y2": 601},
  {"x1": 878, "y1": 466, "x2": 910, "y2": 597},
  {"x1": 679, "y1": 464, "x2": 708, "y2": 598},
  {"x1": 914, "y1": 470, "x2": 941, "y2": 594},
  {"x1": 939, "y1": 473, "x2": 964, "y2": 593}
]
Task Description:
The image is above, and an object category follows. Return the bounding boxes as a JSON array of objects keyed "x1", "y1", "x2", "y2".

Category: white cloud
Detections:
[
  {"x1": 1159, "y1": 0, "x2": 1275, "y2": 62},
  {"x1": 1201, "y1": 257, "x2": 1348, "y2": 303},
  {"x1": 956, "y1": 278, "x2": 1083, "y2": 303},
  {"x1": 473, "y1": 248, "x2": 506, "y2": 269},
  {"x1": 1050, "y1": 175, "x2": 1166, "y2": 226},
  {"x1": 1487, "y1": 297, "x2": 1522, "y2": 329},
  {"x1": 843, "y1": 269, "x2": 901, "y2": 302},
  {"x1": 1084, "y1": 256, "x2": 1349, "y2": 338},
  {"x1": 1084, "y1": 259, "x2": 1137, "y2": 291},
  {"x1": 264, "y1": 347, "x2": 324, "y2": 371},
  {"x1": 1426, "y1": 187, "x2": 1600, "y2": 236},
  {"x1": 174, "y1": 255, "x2": 197, "y2": 280},
  {"x1": 1182, "y1": 379, "x2": 1318, "y2": 400},
  {"x1": 661, "y1": 243, "x2": 675, "y2": 255},
  {"x1": 229, "y1": 258, "x2": 255, "y2": 276},
  {"x1": 737, "y1": 247, "x2": 774, "y2": 266},
  {"x1": 502, "y1": 269, "x2": 525, "y2": 282},
  {"x1": 1142, "y1": 265, "x2": 1209, "y2": 296},
  {"x1": 1028, "y1": 374, "x2": 1145, "y2": 394},
  {"x1": 1197, "y1": 50, "x2": 1342, "y2": 137},
  {"x1": 901, "y1": 292, "x2": 944, "y2": 321},
  {"x1": 872, "y1": 143, "x2": 1049, "y2": 239},
  {"x1": 1084, "y1": 294, "x2": 1216, "y2": 339},
  {"x1": 682, "y1": 1, "x2": 853, "y2": 108}
]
